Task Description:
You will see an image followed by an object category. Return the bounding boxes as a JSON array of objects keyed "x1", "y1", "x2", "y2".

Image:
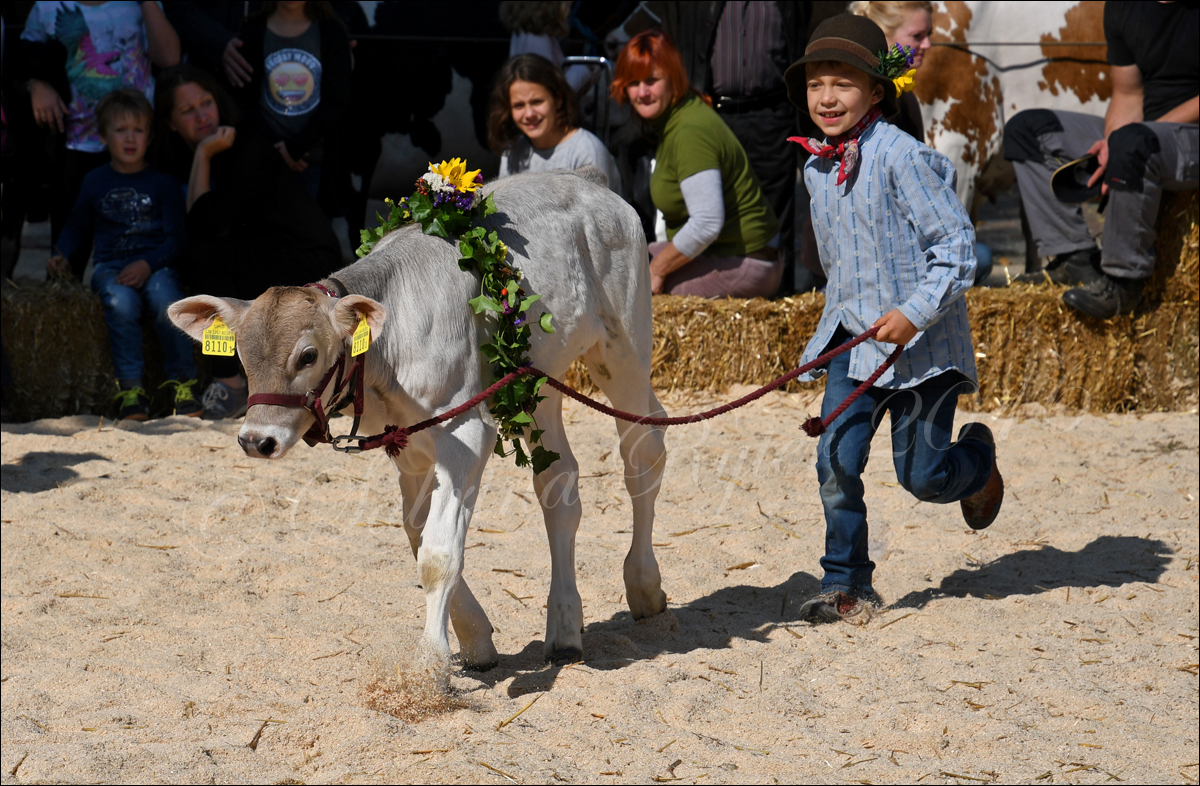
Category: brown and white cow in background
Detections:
[{"x1": 914, "y1": 0, "x2": 1110, "y2": 213}]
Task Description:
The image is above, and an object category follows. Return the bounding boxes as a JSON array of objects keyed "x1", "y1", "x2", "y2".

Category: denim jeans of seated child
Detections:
[
  {"x1": 814, "y1": 329, "x2": 994, "y2": 596},
  {"x1": 91, "y1": 262, "x2": 197, "y2": 382}
]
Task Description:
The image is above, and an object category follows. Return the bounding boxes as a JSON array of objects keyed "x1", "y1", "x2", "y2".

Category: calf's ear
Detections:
[
  {"x1": 168, "y1": 295, "x2": 252, "y2": 342},
  {"x1": 330, "y1": 295, "x2": 387, "y2": 339}
]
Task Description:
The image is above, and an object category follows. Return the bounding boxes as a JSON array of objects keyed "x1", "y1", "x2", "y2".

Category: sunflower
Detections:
[
  {"x1": 893, "y1": 69, "x2": 917, "y2": 95},
  {"x1": 430, "y1": 158, "x2": 483, "y2": 193}
]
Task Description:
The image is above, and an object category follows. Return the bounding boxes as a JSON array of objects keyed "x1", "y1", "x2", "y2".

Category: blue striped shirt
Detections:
[{"x1": 799, "y1": 118, "x2": 978, "y2": 389}]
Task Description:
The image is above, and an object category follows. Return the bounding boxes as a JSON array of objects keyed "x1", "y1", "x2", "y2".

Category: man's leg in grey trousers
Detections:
[
  {"x1": 720, "y1": 104, "x2": 798, "y2": 294},
  {"x1": 1100, "y1": 122, "x2": 1200, "y2": 279},
  {"x1": 1003, "y1": 109, "x2": 1106, "y2": 257}
]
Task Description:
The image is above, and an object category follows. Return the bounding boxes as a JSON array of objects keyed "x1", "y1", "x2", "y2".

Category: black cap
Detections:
[{"x1": 784, "y1": 14, "x2": 899, "y2": 120}]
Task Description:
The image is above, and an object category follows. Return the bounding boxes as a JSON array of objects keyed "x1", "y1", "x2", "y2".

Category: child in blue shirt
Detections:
[
  {"x1": 49, "y1": 89, "x2": 199, "y2": 420},
  {"x1": 782, "y1": 15, "x2": 1005, "y2": 623}
]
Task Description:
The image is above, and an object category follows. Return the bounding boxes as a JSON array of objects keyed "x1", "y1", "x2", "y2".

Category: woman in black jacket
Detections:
[
  {"x1": 154, "y1": 64, "x2": 342, "y2": 418},
  {"x1": 234, "y1": 1, "x2": 352, "y2": 217}
]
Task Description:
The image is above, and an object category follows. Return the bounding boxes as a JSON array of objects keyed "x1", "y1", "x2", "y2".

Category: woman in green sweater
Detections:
[{"x1": 612, "y1": 30, "x2": 780, "y2": 298}]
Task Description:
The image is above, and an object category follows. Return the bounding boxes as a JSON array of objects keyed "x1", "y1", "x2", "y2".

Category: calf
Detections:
[{"x1": 169, "y1": 169, "x2": 668, "y2": 668}]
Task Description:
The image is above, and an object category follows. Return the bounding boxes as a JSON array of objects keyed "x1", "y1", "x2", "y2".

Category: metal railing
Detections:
[{"x1": 563, "y1": 56, "x2": 613, "y2": 147}]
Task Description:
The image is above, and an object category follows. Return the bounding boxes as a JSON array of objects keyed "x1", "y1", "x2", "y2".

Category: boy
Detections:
[
  {"x1": 782, "y1": 15, "x2": 1004, "y2": 623},
  {"x1": 49, "y1": 89, "x2": 200, "y2": 421}
]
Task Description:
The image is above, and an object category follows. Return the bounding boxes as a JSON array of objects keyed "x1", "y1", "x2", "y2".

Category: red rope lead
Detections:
[
  {"x1": 799, "y1": 342, "x2": 904, "y2": 437},
  {"x1": 338, "y1": 325, "x2": 901, "y2": 453}
]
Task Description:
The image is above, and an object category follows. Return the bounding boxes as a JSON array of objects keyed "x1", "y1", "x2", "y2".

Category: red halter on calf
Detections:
[{"x1": 245, "y1": 282, "x2": 369, "y2": 451}]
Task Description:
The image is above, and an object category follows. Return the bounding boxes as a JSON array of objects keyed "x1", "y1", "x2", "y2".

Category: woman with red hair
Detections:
[{"x1": 612, "y1": 30, "x2": 780, "y2": 298}]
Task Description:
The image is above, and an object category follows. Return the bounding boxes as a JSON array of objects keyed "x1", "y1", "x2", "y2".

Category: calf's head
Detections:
[{"x1": 169, "y1": 287, "x2": 386, "y2": 459}]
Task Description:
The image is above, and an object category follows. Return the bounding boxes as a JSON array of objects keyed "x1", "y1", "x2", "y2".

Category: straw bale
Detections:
[
  {"x1": 2, "y1": 191, "x2": 1194, "y2": 419},
  {"x1": 0, "y1": 279, "x2": 189, "y2": 420},
  {"x1": 1145, "y1": 190, "x2": 1198, "y2": 306},
  {"x1": 566, "y1": 192, "x2": 1198, "y2": 414},
  {"x1": 1, "y1": 278, "x2": 114, "y2": 420}
]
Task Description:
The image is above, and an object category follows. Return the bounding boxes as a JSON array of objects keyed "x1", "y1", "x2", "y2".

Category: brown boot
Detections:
[{"x1": 958, "y1": 423, "x2": 1003, "y2": 530}]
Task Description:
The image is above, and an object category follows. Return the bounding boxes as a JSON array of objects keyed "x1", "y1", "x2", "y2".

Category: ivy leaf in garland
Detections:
[{"x1": 355, "y1": 160, "x2": 560, "y2": 473}]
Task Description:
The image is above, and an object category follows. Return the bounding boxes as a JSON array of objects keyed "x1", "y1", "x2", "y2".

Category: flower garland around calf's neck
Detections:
[{"x1": 356, "y1": 159, "x2": 560, "y2": 474}]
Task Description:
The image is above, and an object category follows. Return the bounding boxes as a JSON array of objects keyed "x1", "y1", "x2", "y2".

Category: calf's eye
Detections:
[{"x1": 300, "y1": 348, "x2": 318, "y2": 367}]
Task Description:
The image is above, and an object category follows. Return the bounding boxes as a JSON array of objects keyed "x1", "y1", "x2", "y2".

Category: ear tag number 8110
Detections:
[
  {"x1": 351, "y1": 315, "x2": 371, "y2": 356},
  {"x1": 202, "y1": 316, "x2": 236, "y2": 356}
]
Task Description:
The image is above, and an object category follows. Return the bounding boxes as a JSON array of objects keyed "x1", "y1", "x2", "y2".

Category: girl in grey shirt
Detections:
[{"x1": 488, "y1": 54, "x2": 621, "y2": 193}]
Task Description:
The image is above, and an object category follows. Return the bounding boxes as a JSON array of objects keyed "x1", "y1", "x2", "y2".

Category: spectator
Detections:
[
  {"x1": 20, "y1": 0, "x2": 180, "y2": 278},
  {"x1": 849, "y1": 1, "x2": 931, "y2": 142},
  {"x1": 650, "y1": 1, "x2": 811, "y2": 295},
  {"x1": 162, "y1": 1, "x2": 260, "y2": 87},
  {"x1": 612, "y1": 30, "x2": 781, "y2": 298},
  {"x1": 47, "y1": 90, "x2": 199, "y2": 421},
  {"x1": 155, "y1": 65, "x2": 341, "y2": 418},
  {"x1": 489, "y1": 54, "x2": 621, "y2": 192},
  {"x1": 1003, "y1": 1, "x2": 1198, "y2": 315},
  {"x1": 502, "y1": 1, "x2": 570, "y2": 65},
  {"x1": 233, "y1": 1, "x2": 352, "y2": 211},
  {"x1": 501, "y1": 1, "x2": 592, "y2": 92}
]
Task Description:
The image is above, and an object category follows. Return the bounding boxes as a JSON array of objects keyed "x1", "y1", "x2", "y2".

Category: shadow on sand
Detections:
[
  {"x1": 472, "y1": 535, "x2": 1172, "y2": 697},
  {"x1": 890, "y1": 534, "x2": 1172, "y2": 609},
  {"x1": 1, "y1": 450, "x2": 109, "y2": 493}
]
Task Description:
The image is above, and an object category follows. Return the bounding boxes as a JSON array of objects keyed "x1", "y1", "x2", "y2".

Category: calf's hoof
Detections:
[
  {"x1": 462, "y1": 659, "x2": 499, "y2": 673},
  {"x1": 627, "y1": 586, "x2": 667, "y2": 620},
  {"x1": 547, "y1": 647, "x2": 583, "y2": 666}
]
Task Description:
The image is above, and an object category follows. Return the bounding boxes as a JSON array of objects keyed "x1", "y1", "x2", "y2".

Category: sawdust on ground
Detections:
[{"x1": 1, "y1": 388, "x2": 1197, "y2": 784}]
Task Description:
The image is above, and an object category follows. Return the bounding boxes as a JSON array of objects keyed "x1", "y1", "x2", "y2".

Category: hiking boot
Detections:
[
  {"x1": 158, "y1": 378, "x2": 203, "y2": 417},
  {"x1": 200, "y1": 379, "x2": 249, "y2": 420},
  {"x1": 113, "y1": 386, "x2": 150, "y2": 421},
  {"x1": 798, "y1": 590, "x2": 879, "y2": 625},
  {"x1": 958, "y1": 422, "x2": 1003, "y2": 530},
  {"x1": 1062, "y1": 273, "x2": 1144, "y2": 319},
  {"x1": 1014, "y1": 249, "x2": 1100, "y2": 286}
]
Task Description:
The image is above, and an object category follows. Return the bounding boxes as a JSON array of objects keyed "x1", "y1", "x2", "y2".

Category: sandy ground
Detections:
[{"x1": 1, "y1": 389, "x2": 1197, "y2": 784}]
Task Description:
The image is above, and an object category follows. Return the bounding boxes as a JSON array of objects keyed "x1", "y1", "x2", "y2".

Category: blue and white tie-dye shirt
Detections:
[
  {"x1": 21, "y1": 1, "x2": 155, "y2": 153},
  {"x1": 799, "y1": 117, "x2": 978, "y2": 389}
]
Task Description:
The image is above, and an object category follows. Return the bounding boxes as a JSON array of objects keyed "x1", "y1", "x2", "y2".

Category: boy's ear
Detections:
[{"x1": 870, "y1": 81, "x2": 885, "y2": 106}]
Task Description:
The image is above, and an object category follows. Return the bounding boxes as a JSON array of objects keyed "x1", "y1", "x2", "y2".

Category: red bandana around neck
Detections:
[{"x1": 789, "y1": 107, "x2": 883, "y2": 186}]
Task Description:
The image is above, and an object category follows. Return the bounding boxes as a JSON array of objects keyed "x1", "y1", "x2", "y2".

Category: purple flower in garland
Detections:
[{"x1": 513, "y1": 316, "x2": 525, "y2": 326}]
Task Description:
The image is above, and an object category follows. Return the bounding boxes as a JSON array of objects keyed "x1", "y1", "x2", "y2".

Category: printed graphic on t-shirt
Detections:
[
  {"x1": 264, "y1": 49, "x2": 322, "y2": 116},
  {"x1": 20, "y1": 2, "x2": 154, "y2": 153},
  {"x1": 101, "y1": 186, "x2": 160, "y2": 257}
]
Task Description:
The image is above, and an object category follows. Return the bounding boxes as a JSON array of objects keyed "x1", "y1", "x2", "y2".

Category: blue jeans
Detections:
[
  {"x1": 815, "y1": 330, "x2": 993, "y2": 595},
  {"x1": 91, "y1": 262, "x2": 196, "y2": 382}
]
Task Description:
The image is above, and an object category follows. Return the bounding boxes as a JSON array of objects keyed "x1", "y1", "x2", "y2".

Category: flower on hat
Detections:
[
  {"x1": 876, "y1": 43, "x2": 916, "y2": 85},
  {"x1": 893, "y1": 68, "x2": 916, "y2": 94}
]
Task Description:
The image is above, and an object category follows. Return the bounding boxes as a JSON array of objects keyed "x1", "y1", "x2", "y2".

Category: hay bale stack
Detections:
[
  {"x1": 567, "y1": 190, "x2": 1198, "y2": 414},
  {"x1": 2, "y1": 192, "x2": 1195, "y2": 420},
  {"x1": 1, "y1": 279, "x2": 114, "y2": 420},
  {"x1": 1146, "y1": 189, "x2": 1198, "y2": 306}
]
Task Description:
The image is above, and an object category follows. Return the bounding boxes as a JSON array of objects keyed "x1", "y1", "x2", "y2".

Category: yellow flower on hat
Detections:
[
  {"x1": 430, "y1": 158, "x2": 483, "y2": 192},
  {"x1": 893, "y1": 69, "x2": 917, "y2": 95}
]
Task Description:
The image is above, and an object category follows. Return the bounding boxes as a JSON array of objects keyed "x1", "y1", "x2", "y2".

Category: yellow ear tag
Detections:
[
  {"x1": 351, "y1": 315, "x2": 371, "y2": 356},
  {"x1": 202, "y1": 316, "x2": 236, "y2": 356}
]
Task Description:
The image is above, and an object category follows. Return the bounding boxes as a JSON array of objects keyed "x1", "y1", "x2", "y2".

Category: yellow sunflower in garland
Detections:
[{"x1": 431, "y1": 158, "x2": 483, "y2": 193}]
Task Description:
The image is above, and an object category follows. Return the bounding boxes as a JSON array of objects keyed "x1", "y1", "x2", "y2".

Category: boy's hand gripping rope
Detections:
[{"x1": 253, "y1": 325, "x2": 904, "y2": 457}]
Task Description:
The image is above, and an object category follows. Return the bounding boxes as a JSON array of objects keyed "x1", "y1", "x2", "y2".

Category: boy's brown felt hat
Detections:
[{"x1": 784, "y1": 14, "x2": 899, "y2": 121}]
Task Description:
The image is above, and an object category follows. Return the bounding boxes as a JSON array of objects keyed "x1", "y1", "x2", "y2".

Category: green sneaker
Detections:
[
  {"x1": 159, "y1": 378, "x2": 203, "y2": 417},
  {"x1": 113, "y1": 386, "x2": 150, "y2": 421}
]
